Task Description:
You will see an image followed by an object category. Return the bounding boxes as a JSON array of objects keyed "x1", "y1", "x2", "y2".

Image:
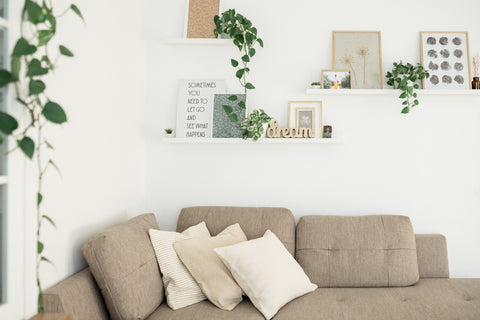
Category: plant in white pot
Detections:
[{"x1": 0, "y1": 0, "x2": 83, "y2": 313}]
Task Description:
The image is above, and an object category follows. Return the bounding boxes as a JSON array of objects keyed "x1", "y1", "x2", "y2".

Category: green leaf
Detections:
[
  {"x1": 228, "y1": 95, "x2": 238, "y2": 101},
  {"x1": 241, "y1": 54, "x2": 250, "y2": 63},
  {"x1": 238, "y1": 100, "x2": 245, "y2": 109},
  {"x1": 399, "y1": 92, "x2": 407, "y2": 99},
  {"x1": 236, "y1": 69, "x2": 245, "y2": 79},
  {"x1": 26, "y1": 0, "x2": 47, "y2": 24},
  {"x1": 59, "y1": 45, "x2": 74, "y2": 57},
  {"x1": 245, "y1": 83, "x2": 255, "y2": 89},
  {"x1": 257, "y1": 38, "x2": 264, "y2": 47},
  {"x1": 42, "y1": 215, "x2": 56, "y2": 228},
  {"x1": 70, "y1": 4, "x2": 85, "y2": 22},
  {"x1": 229, "y1": 113, "x2": 238, "y2": 122},
  {"x1": 249, "y1": 48, "x2": 256, "y2": 57},
  {"x1": 0, "y1": 70, "x2": 13, "y2": 87},
  {"x1": 41, "y1": 256, "x2": 54, "y2": 265},
  {"x1": 38, "y1": 30, "x2": 55, "y2": 47},
  {"x1": 37, "y1": 241, "x2": 44, "y2": 254},
  {"x1": 12, "y1": 38, "x2": 37, "y2": 57},
  {"x1": 222, "y1": 105, "x2": 233, "y2": 113},
  {"x1": 401, "y1": 107, "x2": 410, "y2": 114},
  {"x1": 29, "y1": 79, "x2": 46, "y2": 96},
  {"x1": 11, "y1": 57, "x2": 21, "y2": 81},
  {"x1": 231, "y1": 59, "x2": 239, "y2": 67},
  {"x1": 42, "y1": 101, "x2": 67, "y2": 124},
  {"x1": 18, "y1": 137, "x2": 35, "y2": 159},
  {"x1": 37, "y1": 193, "x2": 43, "y2": 205},
  {"x1": 26, "y1": 59, "x2": 49, "y2": 77},
  {"x1": 0, "y1": 111, "x2": 18, "y2": 135},
  {"x1": 407, "y1": 86, "x2": 413, "y2": 95}
]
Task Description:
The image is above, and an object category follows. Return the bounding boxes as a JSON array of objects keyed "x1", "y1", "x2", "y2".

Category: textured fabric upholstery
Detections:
[
  {"x1": 415, "y1": 234, "x2": 450, "y2": 278},
  {"x1": 176, "y1": 207, "x2": 295, "y2": 256},
  {"x1": 296, "y1": 215, "x2": 419, "y2": 287},
  {"x1": 273, "y1": 279, "x2": 480, "y2": 320},
  {"x1": 44, "y1": 268, "x2": 109, "y2": 320},
  {"x1": 82, "y1": 214, "x2": 164, "y2": 320}
]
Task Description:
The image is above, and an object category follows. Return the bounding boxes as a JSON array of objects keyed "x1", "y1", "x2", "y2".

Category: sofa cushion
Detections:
[
  {"x1": 173, "y1": 223, "x2": 247, "y2": 311},
  {"x1": 415, "y1": 234, "x2": 450, "y2": 278},
  {"x1": 296, "y1": 215, "x2": 419, "y2": 287},
  {"x1": 273, "y1": 279, "x2": 480, "y2": 320},
  {"x1": 176, "y1": 207, "x2": 295, "y2": 256},
  {"x1": 82, "y1": 214, "x2": 163, "y2": 320}
]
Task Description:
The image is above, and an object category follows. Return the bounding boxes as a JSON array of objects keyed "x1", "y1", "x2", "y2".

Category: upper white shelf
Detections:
[
  {"x1": 162, "y1": 138, "x2": 342, "y2": 144},
  {"x1": 306, "y1": 89, "x2": 480, "y2": 96},
  {"x1": 164, "y1": 38, "x2": 231, "y2": 46}
]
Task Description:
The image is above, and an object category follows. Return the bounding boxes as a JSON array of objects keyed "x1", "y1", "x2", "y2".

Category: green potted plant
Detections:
[
  {"x1": 310, "y1": 82, "x2": 322, "y2": 89},
  {"x1": 164, "y1": 128, "x2": 174, "y2": 138},
  {"x1": 386, "y1": 61, "x2": 430, "y2": 114},
  {"x1": 241, "y1": 109, "x2": 272, "y2": 141}
]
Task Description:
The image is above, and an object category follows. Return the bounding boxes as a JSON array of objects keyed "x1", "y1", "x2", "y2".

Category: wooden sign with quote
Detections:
[
  {"x1": 175, "y1": 79, "x2": 226, "y2": 138},
  {"x1": 185, "y1": 0, "x2": 220, "y2": 38},
  {"x1": 266, "y1": 121, "x2": 315, "y2": 138}
]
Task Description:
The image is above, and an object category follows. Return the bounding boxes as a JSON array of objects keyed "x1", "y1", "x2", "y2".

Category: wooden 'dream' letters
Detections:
[{"x1": 266, "y1": 121, "x2": 315, "y2": 139}]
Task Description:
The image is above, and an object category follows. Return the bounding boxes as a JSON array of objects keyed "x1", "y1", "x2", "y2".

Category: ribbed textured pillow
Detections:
[
  {"x1": 148, "y1": 222, "x2": 210, "y2": 310},
  {"x1": 215, "y1": 230, "x2": 317, "y2": 320},
  {"x1": 173, "y1": 223, "x2": 247, "y2": 311}
]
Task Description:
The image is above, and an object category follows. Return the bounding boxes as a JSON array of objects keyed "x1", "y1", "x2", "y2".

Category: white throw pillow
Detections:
[
  {"x1": 149, "y1": 222, "x2": 210, "y2": 310},
  {"x1": 214, "y1": 230, "x2": 317, "y2": 319}
]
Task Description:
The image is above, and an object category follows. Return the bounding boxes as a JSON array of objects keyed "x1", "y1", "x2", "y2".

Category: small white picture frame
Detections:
[{"x1": 288, "y1": 101, "x2": 323, "y2": 138}]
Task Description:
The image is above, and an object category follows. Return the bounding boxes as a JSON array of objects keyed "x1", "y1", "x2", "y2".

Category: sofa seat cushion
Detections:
[
  {"x1": 273, "y1": 279, "x2": 480, "y2": 320},
  {"x1": 296, "y1": 215, "x2": 419, "y2": 287},
  {"x1": 146, "y1": 299, "x2": 264, "y2": 320}
]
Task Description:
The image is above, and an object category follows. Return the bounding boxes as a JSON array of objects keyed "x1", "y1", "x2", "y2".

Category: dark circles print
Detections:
[
  {"x1": 439, "y1": 37, "x2": 449, "y2": 45},
  {"x1": 454, "y1": 62, "x2": 464, "y2": 71},
  {"x1": 440, "y1": 49, "x2": 450, "y2": 58},
  {"x1": 428, "y1": 49, "x2": 438, "y2": 58},
  {"x1": 426, "y1": 37, "x2": 437, "y2": 45},
  {"x1": 430, "y1": 75, "x2": 439, "y2": 85},
  {"x1": 454, "y1": 49, "x2": 464, "y2": 58},
  {"x1": 454, "y1": 75, "x2": 464, "y2": 84},
  {"x1": 429, "y1": 61, "x2": 439, "y2": 70},
  {"x1": 442, "y1": 75, "x2": 452, "y2": 84},
  {"x1": 441, "y1": 61, "x2": 451, "y2": 70},
  {"x1": 452, "y1": 37, "x2": 462, "y2": 45}
]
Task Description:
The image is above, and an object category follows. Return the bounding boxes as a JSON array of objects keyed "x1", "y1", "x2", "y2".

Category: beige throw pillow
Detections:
[
  {"x1": 215, "y1": 230, "x2": 317, "y2": 320},
  {"x1": 173, "y1": 223, "x2": 247, "y2": 311},
  {"x1": 148, "y1": 222, "x2": 210, "y2": 310}
]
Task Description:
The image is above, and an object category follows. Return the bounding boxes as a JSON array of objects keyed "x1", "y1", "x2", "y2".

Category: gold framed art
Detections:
[
  {"x1": 288, "y1": 101, "x2": 323, "y2": 138},
  {"x1": 420, "y1": 31, "x2": 471, "y2": 89},
  {"x1": 333, "y1": 31, "x2": 383, "y2": 89}
]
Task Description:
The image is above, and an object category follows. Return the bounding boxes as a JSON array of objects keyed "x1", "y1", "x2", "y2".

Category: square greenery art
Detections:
[{"x1": 213, "y1": 94, "x2": 246, "y2": 138}]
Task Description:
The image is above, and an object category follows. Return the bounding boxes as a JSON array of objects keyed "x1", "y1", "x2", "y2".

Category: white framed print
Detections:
[
  {"x1": 420, "y1": 31, "x2": 471, "y2": 89},
  {"x1": 288, "y1": 101, "x2": 323, "y2": 138}
]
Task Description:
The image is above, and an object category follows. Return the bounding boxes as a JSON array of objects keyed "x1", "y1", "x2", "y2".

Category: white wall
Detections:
[
  {"x1": 20, "y1": 0, "x2": 148, "y2": 317},
  {"x1": 145, "y1": 0, "x2": 480, "y2": 278}
]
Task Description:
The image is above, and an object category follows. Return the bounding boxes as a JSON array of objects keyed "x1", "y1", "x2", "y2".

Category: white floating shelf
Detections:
[
  {"x1": 164, "y1": 38, "x2": 231, "y2": 46},
  {"x1": 0, "y1": 176, "x2": 7, "y2": 185},
  {"x1": 306, "y1": 89, "x2": 480, "y2": 96},
  {"x1": 162, "y1": 138, "x2": 343, "y2": 144}
]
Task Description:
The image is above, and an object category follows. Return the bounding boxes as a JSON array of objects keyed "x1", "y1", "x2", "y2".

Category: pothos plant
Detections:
[
  {"x1": 386, "y1": 62, "x2": 430, "y2": 114},
  {"x1": 0, "y1": 0, "x2": 83, "y2": 313},
  {"x1": 241, "y1": 109, "x2": 271, "y2": 141},
  {"x1": 213, "y1": 9, "x2": 264, "y2": 122}
]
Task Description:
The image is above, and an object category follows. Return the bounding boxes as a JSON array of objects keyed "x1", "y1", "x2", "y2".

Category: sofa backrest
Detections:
[
  {"x1": 415, "y1": 234, "x2": 450, "y2": 278},
  {"x1": 177, "y1": 206, "x2": 296, "y2": 256}
]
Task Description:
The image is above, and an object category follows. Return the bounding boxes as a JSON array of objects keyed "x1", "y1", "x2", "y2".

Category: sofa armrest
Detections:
[
  {"x1": 415, "y1": 234, "x2": 449, "y2": 278},
  {"x1": 44, "y1": 268, "x2": 109, "y2": 320}
]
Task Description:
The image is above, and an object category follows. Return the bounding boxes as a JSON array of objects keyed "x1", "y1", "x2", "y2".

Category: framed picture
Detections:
[
  {"x1": 321, "y1": 70, "x2": 352, "y2": 89},
  {"x1": 288, "y1": 101, "x2": 323, "y2": 138},
  {"x1": 333, "y1": 31, "x2": 383, "y2": 89},
  {"x1": 184, "y1": 0, "x2": 220, "y2": 39},
  {"x1": 420, "y1": 31, "x2": 471, "y2": 89}
]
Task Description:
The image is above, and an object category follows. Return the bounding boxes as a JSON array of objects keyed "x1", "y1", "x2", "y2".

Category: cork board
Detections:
[{"x1": 186, "y1": 0, "x2": 220, "y2": 38}]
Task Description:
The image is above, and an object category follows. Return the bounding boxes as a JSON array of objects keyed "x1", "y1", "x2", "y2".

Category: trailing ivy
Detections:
[
  {"x1": 0, "y1": 0, "x2": 83, "y2": 313},
  {"x1": 214, "y1": 9, "x2": 263, "y2": 122}
]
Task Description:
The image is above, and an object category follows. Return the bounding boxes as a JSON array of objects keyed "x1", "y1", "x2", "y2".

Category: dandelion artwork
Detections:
[
  {"x1": 333, "y1": 31, "x2": 383, "y2": 89},
  {"x1": 420, "y1": 32, "x2": 471, "y2": 89},
  {"x1": 321, "y1": 70, "x2": 352, "y2": 89},
  {"x1": 288, "y1": 101, "x2": 323, "y2": 138}
]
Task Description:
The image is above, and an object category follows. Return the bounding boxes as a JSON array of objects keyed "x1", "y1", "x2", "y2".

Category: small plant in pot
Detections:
[
  {"x1": 164, "y1": 128, "x2": 174, "y2": 137},
  {"x1": 241, "y1": 109, "x2": 271, "y2": 141},
  {"x1": 386, "y1": 61, "x2": 429, "y2": 114},
  {"x1": 311, "y1": 82, "x2": 322, "y2": 89}
]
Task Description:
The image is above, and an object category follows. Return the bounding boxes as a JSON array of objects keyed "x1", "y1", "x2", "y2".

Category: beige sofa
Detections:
[{"x1": 44, "y1": 207, "x2": 480, "y2": 320}]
